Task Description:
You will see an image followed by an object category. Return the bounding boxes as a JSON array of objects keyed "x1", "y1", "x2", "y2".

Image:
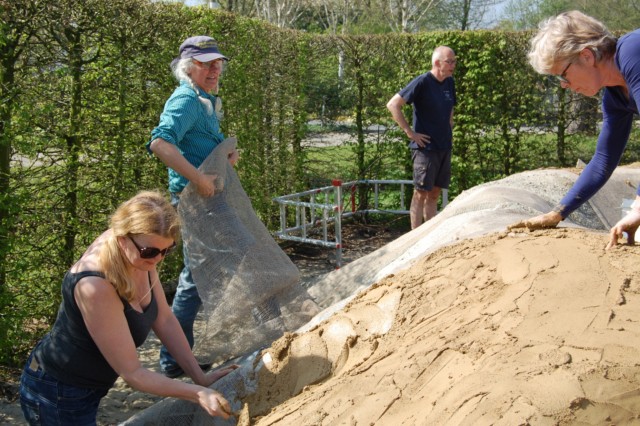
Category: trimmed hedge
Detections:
[{"x1": 0, "y1": 1, "x2": 608, "y2": 365}]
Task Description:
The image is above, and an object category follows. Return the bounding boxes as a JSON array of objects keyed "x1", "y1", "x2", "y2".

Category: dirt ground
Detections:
[
  {"x1": 283, "y1": 217, "x2": 410, "y2": 286},
  {"x1": 0, "y1": 217, "x2": 409, "y2": 425}
]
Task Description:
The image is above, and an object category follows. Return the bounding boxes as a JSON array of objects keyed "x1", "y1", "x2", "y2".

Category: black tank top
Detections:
[{"x1": 35, "y1": 270, "x2": 158, "y2": 389}]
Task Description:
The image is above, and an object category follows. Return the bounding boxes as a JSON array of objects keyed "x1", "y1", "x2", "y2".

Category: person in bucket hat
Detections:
[
  {"x1": 171, "y1": 35, "x2": 229, "y2": 68},
  {"x1": 147, "y1": 36, "x2": 238, "y2": 378}
]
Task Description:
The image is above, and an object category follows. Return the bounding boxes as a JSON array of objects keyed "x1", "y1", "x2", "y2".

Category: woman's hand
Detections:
[
  {"x1": 197, "y1": 388, "x2": 233, "y2": 418},
  {"x1": 202, "y1": 364, "x2": 239, "y2": 387},
  {"x1": 607, "y1": 208, "x2": 640, "y2": 249},
  {"x1": 507, "y1": 211, "x2": 562, "y2": 231}
]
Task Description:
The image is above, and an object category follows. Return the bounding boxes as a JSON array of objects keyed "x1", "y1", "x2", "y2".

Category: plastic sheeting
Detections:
[{"x1": 124, "y1": 164, "x2": 640, "y2": 425}]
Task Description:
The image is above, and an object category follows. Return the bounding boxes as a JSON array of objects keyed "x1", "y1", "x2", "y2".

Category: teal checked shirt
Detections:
[{"x1": 148, "y1": 80, "x2": 225, "y2": 193}]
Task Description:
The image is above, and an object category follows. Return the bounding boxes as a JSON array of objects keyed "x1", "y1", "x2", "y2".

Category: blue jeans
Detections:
[
  {"x1": 20, "y1": 350, "x2": 108, "y2": 425},
  {"x1": 159, "y1": 192, "x2": 203, "y2": 372}
]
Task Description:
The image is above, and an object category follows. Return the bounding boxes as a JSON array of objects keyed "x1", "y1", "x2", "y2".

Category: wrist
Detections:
[
  {"x1": 548, "y1": 211, "x2": 563, "y2": 221},
  {"x1": 195, "y1": 171, "x2": 207, "y2": 185},
  {"x1": 551, "y1": 205, "x2": 566, "y2": 220},
  {"x1": 194, "y1": 377, "x2": 207, "y2": 387}
]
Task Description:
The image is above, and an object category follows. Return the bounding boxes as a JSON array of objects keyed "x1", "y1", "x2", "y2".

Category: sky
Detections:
[{"x1": 482, "y1": 0, "x2": 509, "y2": 28}]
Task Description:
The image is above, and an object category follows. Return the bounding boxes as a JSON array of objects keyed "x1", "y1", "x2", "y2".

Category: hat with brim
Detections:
[{"x1": 174, "y1": 36, "x2": 228, "y2": 65}]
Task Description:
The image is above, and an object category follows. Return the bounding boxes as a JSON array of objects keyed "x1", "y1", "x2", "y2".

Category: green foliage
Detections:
[{"x1": 0, "y1": 0, "x2": 622, "y2": 367}]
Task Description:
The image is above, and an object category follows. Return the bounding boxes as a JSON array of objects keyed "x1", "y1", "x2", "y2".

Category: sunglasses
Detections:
[{"x1": 128, "y1": 236, "x2": 176, "y2": 259}]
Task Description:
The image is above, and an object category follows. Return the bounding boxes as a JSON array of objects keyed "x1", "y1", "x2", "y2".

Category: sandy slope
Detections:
[
  {"x1": 5, "y1": 228, "x2": 640, "y2": 425},
  {"x1": 5, "y1": 164, "x2": 640, "y2": 425},
  {"x1": 244, "y1": 228, "x2": 640, "y2": 425}
]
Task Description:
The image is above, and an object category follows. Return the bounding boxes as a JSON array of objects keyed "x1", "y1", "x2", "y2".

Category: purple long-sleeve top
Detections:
[{"x1": 556, "y1": 29, "x2": 640, "y2": 218}]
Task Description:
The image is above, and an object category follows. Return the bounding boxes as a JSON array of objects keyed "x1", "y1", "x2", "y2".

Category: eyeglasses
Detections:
[
  {"x1": 443, "y1": 59, "x2": 457, "y2": 65},
  {"x1": 128, "y1": 236, "x2": 176, "y2": 259},
  {"x1": 193, "y1": 59, "x2": 222, "y2": 70},
  {"x1": 556, "y1": 61, "x2": 572, "y2": 84}
]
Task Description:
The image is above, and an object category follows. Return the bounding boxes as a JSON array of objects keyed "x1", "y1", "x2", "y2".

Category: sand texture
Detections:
[{"x1": 244, "y1": 228, "x2": 640, "y2": 425}]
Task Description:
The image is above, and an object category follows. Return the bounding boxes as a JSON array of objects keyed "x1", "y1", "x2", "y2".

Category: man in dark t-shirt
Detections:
[{"x1": 387, "y1": 46, "x2": 457, "y2": 229}]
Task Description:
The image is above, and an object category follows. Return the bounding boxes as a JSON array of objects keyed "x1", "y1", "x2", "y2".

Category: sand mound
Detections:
[
  {"x1": 120, "y1": 167, "x2": 640, "y2": 425},
  {"x1": 245, "y1": 228, "x2": 640, "y2": 425}
]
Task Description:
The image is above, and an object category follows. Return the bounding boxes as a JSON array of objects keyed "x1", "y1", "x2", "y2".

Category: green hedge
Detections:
[{"x1": 0, "y1": 0, "x2": 610, "y2": 365}]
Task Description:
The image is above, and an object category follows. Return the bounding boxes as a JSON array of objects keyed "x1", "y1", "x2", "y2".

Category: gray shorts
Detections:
[{"x1": 412, "y1": 149, "x2": 451, "y2": 192}]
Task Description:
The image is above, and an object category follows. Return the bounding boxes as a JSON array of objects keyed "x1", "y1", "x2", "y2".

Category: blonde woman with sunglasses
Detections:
[{"x1": 19, "y1": 191, "x2": 237, "y2": 425}]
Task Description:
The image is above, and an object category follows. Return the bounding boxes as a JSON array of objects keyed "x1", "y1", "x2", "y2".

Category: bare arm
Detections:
[
  {"x1": 148, "y1": 138, "x2": 217, "y2": 197},
  {"x1": 149, "y1": 274, "x2": 237, "y2": 385},
  {"x1": 75, "y1": 274, "x2": 233, "y2": 418},
  {"x1": 507, "y1": 211, "x2": 563, "y2": 232},
  {"x1": 386, "y1": 94, "x2": 430, "y2": 147}
]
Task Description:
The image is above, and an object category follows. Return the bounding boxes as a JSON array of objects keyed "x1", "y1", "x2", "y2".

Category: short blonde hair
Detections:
[
  {"x1": 100, "y1": 191, "x2": 181, "y2": 301},
  {"x1": 528, "y1": 10, "x2": 617, "y2": 74}
]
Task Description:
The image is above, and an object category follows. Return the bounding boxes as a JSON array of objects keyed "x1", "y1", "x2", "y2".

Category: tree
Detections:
[
  {"x1": 430, "y1": 0, "x2": 502, "y2": 30},
  {"x1": 576, "y1": 0, "x2": 640, "y2": 30},
  {"x1": 254, "y1": 0, "x2": 310, "y2": 27},
  {"x1": 378, "y1": 0, "x2": 444, "y2": 32},
  {"x1": 499, "y1": 0, "x2": 582, "y2": 29},
  {"x1": 0, "y1": 0, "x2": 46, "y2": 362},
  {"x1": 94, "y1": 0, "x2": 177, "y2": 208},
  {"x1": 499, "y1": 0, "x2": 640, "y2": 30},
  {"x1": 33, "y1": 0, "x2": 105, "y2": 266},
  {"x1": 311, "y1": 0, "x2": 362, "y2": 34}
]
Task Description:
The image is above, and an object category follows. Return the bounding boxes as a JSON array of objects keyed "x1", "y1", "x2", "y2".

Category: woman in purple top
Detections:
[{"x1": 509, "y1": 11, "x2": 640, "y2": 249}]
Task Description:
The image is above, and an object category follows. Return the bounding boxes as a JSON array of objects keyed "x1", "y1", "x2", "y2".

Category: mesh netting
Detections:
[
  {"x1": 180, "y1": 137, "x2": 319, "y2": 364},
  {"x1": 123, "y1": 352, "x2": 260, "y2": 425},
  {"x1": 123, "y1": 138, "x2": 318, "y2": 425}
]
